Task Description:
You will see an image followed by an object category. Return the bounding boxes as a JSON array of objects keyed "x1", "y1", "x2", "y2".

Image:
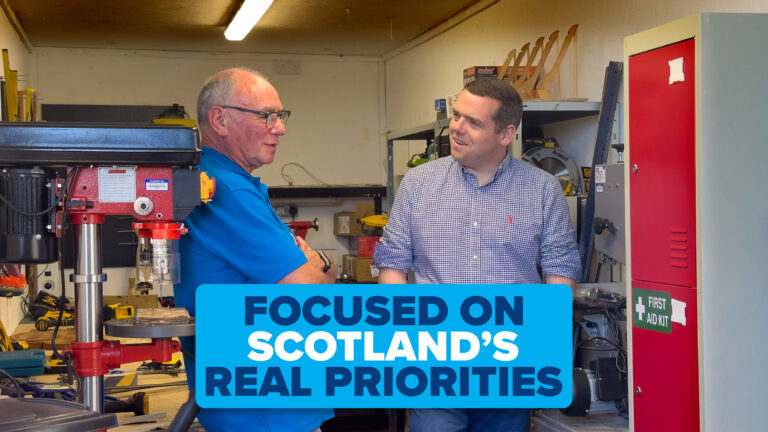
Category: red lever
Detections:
[
  {"x1": 288, "y1": 218, "x2": 319, "y2": 240},
  {"x1": 64, "y1": 339, "x2": 181, "y2": 377}
]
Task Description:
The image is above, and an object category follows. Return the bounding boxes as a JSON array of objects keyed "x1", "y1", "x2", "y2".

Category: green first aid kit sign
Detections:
[{"x1": 633, "y1": 288, "x2": 672, "y2": 333}]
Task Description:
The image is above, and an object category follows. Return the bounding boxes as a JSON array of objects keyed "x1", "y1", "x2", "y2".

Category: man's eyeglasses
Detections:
[{"x1": 220, "y1": 105, "x2": 291, "y2": 129}]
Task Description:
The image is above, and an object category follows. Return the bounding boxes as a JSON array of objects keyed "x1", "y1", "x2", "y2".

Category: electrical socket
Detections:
[{"x1": 274, "y1": 206, "x2": 289, "y2": 217}]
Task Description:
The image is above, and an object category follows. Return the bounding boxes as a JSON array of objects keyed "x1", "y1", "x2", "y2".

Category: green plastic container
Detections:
[{"x1": 0, "y1": 349, "x2": 46, "y2": 377}]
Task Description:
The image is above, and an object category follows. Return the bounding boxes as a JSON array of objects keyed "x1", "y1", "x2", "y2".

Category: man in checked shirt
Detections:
[{"x1": 374, "y1": 78, "x2": 581, "y2": 432}]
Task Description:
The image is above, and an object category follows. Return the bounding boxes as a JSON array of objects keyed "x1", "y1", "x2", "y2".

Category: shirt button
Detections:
[
  {"x1": 473, "y1": 221, "x2": 478, "y2": 227},
  {"x1": 472, "y1": 255, "x2": 478, "y2": 260}
]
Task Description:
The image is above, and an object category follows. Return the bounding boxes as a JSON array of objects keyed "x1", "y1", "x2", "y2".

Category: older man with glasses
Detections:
[{"x1": 174, "y1": 67, "x2": 335, "y2": 432}]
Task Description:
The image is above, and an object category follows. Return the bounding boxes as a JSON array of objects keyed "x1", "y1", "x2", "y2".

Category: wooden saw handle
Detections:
[{"x1": 534, "y1": 24, "x2": 579, "y2": 99}]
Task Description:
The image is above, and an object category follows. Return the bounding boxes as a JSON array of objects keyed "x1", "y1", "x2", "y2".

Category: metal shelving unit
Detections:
[{"x1": 268, "y1": 185, "x2": 386, "y2": 214}]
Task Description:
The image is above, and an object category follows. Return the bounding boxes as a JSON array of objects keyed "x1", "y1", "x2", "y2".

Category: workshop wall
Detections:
[
  {"x1": 384, "y1": 0, "x2": 768, "y2": 132},
  {"x1": 32, "y1": 48, "x2": 386, "y2": 187},
  {"x1": 30, "y1": 48, "x2": 386, "y2": 294}
]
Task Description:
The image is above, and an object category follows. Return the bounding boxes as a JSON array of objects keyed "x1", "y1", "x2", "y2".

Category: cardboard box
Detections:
[
  {"x1": 333, "y1": 211, "x2": 357, "y2": 236},
  {"x1": 464, "y1": 66, "x2": 502, "y2": 83},
  {"x1": 462, "y1": 65, "x2": 536, "y2": 85},
  {"x1": 349, "y1": 236, "x2": 381, "y2": 258},
  {"x1": 342, "y1": 255, "x2": 378, "y2": 283},
  {"x1": 354, "y1": 203, "x2": 375, "y2": 223},
  {"x1": 333, "y1": 203, "x2": 378, "y2": 237}
]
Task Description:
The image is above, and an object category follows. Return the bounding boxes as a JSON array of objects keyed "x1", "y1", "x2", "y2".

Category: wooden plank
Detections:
[{"x1": 13, "y1": 324, "x2": 75, "y2": 350}]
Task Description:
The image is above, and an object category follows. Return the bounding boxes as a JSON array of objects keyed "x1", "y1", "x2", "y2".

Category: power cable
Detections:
[{"x1": 280, "y1": 162, "x2": 328, "y2": 186}]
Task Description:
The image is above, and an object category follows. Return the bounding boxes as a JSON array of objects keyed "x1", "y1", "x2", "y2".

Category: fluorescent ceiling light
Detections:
[{"x1": 225, "y1": 0, "x2": 274, "y2": 41}]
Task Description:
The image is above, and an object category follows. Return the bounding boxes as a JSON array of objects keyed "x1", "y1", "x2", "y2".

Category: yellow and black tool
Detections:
[
  {"x1": 35, "y1": 310, "x2": 74, "y2": 331},
  {"x1": 1, "y1": 317, "x2": 30, "y2": 352},
  {"x1": 103, "y1": 303, "x2": 136, "y2": 321},
  {"x1": 105, "y1": 392, "x2": 149, "y2": 416},
  {"x1": 0, "y1": 318, "x2": 14, "y2": 352}
]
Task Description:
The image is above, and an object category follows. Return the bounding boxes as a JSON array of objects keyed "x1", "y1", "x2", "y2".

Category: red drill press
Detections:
[{"x1": 0, "y1": 122, "x2": 214, "y2": 414}]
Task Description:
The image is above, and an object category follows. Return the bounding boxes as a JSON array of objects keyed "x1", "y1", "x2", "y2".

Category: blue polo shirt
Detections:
[{"x1": 174, "y1": 147, "x2": 333, "y2": 431}]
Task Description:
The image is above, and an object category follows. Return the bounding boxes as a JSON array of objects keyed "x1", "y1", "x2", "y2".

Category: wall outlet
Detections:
[{"x1": 274, "y1": 206, "x2": 289, "y2": 217}]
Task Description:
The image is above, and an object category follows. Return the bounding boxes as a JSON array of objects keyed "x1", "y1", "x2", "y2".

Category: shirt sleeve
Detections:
[
  {"x1": 539, "y1": 177, "x2": 581, "y2": 280},
  {"x1": 374, "y1": 172, "x2": 415, "y2": 273},
  {"x1": 186, "y1": 186, "x2": 308, "y2": 283}
]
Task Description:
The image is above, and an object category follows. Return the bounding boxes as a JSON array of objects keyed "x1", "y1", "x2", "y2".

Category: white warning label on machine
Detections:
[
  {"x1": 594, "y1": 165, "x2": 606, "y2": 193},
  {"x1": 594, "y1": 165, "x2": 607, "y2": 184},
  {"x1": 98, "y1": 167, "x2": 136, "y2": 203}
]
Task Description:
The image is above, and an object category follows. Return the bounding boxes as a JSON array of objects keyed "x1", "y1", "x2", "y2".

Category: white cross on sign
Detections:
[{"x1": 635, "y1": 297, "x2": 646, "y2": 321}]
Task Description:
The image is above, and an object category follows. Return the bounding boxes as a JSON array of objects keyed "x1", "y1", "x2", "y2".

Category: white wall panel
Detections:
[{"x1": 33, "y1": 48, "x2": 385, "y2": 187}]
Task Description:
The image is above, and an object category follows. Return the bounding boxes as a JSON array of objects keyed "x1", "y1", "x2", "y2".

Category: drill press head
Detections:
[{"x1": 0, "y1": 123, "x2": 211, "y2": 276}]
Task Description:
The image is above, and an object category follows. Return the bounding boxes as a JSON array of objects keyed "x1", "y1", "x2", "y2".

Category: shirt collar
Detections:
[
  {"x1": 456, "y1": 153, "x2": 513, "y2": 186},
  {"x1": 201, "y1": 147, "x2": 262, "y2": 186},
  {"x1": 494, "y1": 154, "x2": 513, "y2": 176}
]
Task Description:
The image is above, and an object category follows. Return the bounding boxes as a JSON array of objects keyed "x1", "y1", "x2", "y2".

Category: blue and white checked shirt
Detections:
[{"x1": 375, "y1": 155, "x2": 580, "y2": 284}]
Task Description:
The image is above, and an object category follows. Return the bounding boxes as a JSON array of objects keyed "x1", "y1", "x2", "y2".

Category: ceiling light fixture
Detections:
[{"x1": 225, "y1": 0, "x2": 274, "y2": 41}]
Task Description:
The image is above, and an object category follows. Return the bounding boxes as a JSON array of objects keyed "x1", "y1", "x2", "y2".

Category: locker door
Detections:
[
  {"x1": 631, "y1": 280, "x2": 699, "y2": 431},
  {"x1": 628, "y1": 38, "x2": 696, "y2": 288}
]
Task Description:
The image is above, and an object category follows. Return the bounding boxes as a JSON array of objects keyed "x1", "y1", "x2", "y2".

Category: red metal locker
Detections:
[
  {"x1": 626, "y1": 14, "x2": 768, "y2": 432},
  {"x1": 629, "y1": 38, "x2": 700, "y2": 431}
]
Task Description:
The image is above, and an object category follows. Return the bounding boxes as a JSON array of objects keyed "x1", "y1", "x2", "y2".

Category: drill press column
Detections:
[{"x1": 73, "y1": 221, "x2": 105, "y2": 411}]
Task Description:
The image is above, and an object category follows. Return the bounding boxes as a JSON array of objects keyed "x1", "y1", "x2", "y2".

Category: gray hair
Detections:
[{"x1": 196, "y1": 67, "x2": 267, "y2": 128}]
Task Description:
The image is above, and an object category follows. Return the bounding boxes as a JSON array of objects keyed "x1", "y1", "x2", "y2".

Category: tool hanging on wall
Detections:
[
  {"x1": 533, "y1": 24, "x2": 579, "y2": 99},
  {"x1": 512, "y1": 36, "x2": 544, "y2": 89},
  {"x1": 516, "y1": 30, "x2": 559, "y2": 99},
  {"x1": 504, "y1": 43, "x2": 529, "y2": 84},
  {"x1": 499, "y1": 42, "x2": 529, "y2": 84},
  {"x1": 503, "y1": 25, "x2": 581, "y2": 101},
  {"x1": 498, "y1": 49, "x2": 517, "y2": 81}
]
